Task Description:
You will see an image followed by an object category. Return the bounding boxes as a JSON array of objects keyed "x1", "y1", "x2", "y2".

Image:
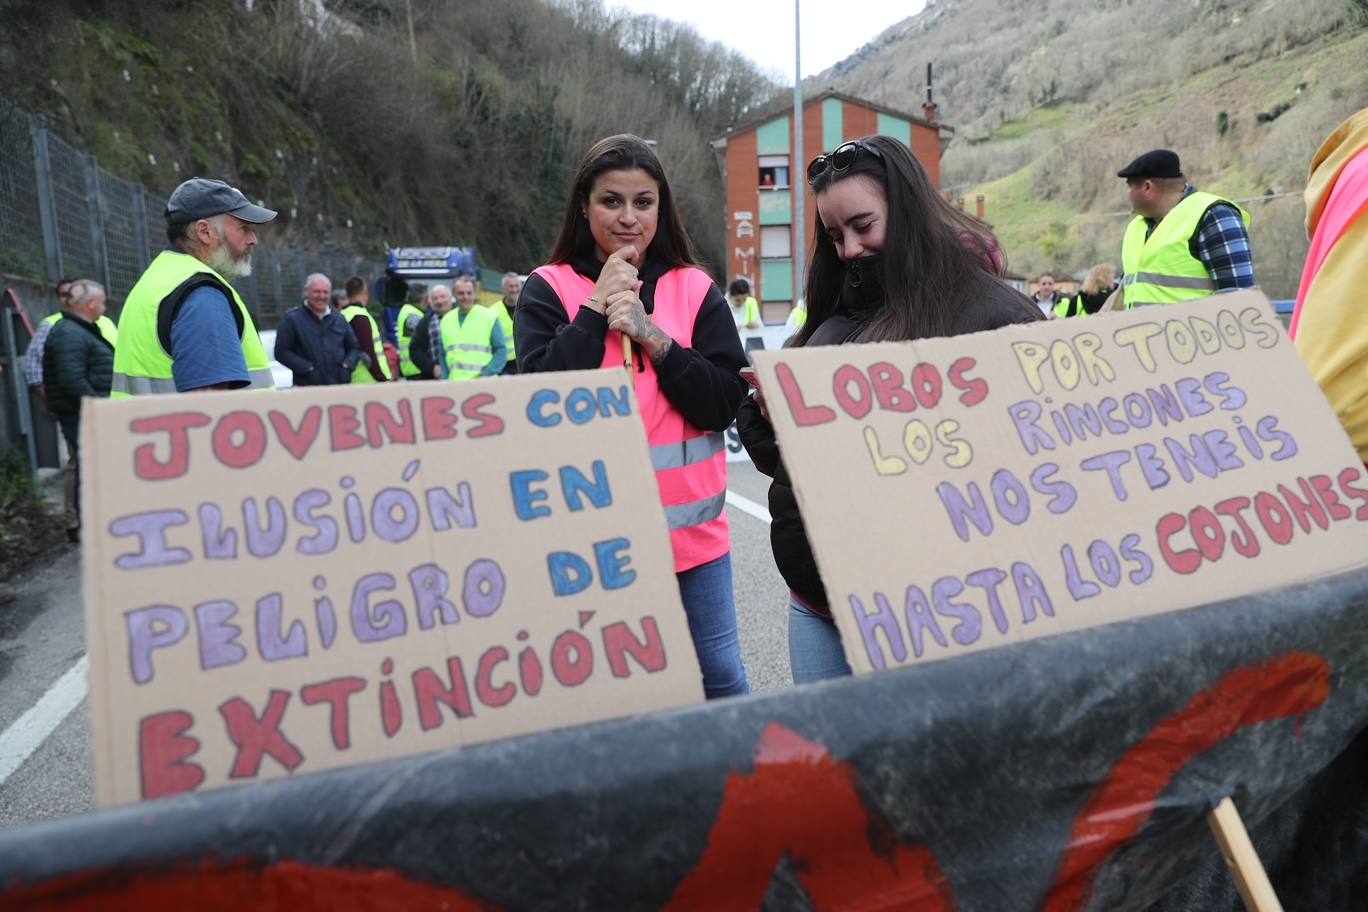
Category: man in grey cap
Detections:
[
  {"x1": 1115, "y1": 149, "x2": 1255, "y2": 309},
  {"x1": 111, "y1": 177, "x2": 279, "y2": 397}
]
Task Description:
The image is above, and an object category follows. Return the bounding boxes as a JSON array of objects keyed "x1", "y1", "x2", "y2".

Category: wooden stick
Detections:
[
  {"x1": 621, "y1": 333, "x2": 632, "y2": 369},
  {"x1": 1207, "y1": 797, "x2": 1284, "y2": 912}
]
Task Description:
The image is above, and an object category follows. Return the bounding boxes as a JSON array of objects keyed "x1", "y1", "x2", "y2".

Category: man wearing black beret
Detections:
[{"x1": 1115, "y1": 149, "x2": 1255, "y2": 309}]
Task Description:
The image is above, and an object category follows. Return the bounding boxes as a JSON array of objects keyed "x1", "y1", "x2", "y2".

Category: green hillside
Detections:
[
  {"x1": 819, "y1": 0, "x2": 1368, "y2": 296},
  {"x1": 0, "y1": 0, "x2": 781, "y2": 276}
]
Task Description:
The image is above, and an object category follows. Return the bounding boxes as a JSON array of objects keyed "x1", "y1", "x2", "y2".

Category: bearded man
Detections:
[{"x1": 111, "y1": 178, "x2": 278, "y2": 397}]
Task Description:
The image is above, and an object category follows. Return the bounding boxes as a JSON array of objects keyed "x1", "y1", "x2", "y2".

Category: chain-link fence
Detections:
[
  {"x1": 0, "y1": 98, "x2": 45, "y2": 281},
  {"x1": 0, "y1": 96, "x2": 385, "y2": 328}
]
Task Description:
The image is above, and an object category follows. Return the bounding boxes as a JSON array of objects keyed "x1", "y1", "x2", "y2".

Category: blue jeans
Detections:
[
  {"x1": 788, "y1": 595, "x2": 852, "y2": 684},
  {"x1": 676, "y1": 553, "x2": 750, "y2": 699}
]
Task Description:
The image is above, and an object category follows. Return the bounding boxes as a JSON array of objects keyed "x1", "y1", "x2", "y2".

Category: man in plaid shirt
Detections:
[
  {"x1": 24, "y1": 278, "x2": 75, "y2": 400},
  {"x1": 1117, "y1": 150, "x2": 1255, "y2": 306}
]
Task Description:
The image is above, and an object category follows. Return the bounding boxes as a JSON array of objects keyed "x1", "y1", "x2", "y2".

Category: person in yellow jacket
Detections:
[
  {"x1": 340, "y1": 275, "x2": 392, "y2": 383},
  {"x1": 481, "y1": 271, "x2": 522, "y2": 374},
  {"x1": 437, "y1": 276, "x2": 507, "y2": 380},
  {"x1": 112, "y1": 177, "x2": 277, "y2": 396},
  {"x1": 727, "y1": 278, "x2": 762, "y2": 331},
  {"x1": 1117, "y1": 149, "x2": 1255, "y2": 309},
  {"x1": 1289, "y1": 108, "x2": 1368, "y2": 464}
]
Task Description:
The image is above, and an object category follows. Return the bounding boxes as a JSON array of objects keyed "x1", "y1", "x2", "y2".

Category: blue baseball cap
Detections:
[{"x1": 165, "y1": 177, "x2": 277, "y2": 225}]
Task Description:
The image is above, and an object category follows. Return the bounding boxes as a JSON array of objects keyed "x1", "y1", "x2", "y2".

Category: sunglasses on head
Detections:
[{"x1": 807, "y1": 140, "x2": 883, "y2": 185}]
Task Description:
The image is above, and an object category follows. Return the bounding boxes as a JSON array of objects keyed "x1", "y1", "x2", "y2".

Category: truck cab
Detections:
[{"x1": 376, "y1": 246, "x2": 478, "y2": 343}]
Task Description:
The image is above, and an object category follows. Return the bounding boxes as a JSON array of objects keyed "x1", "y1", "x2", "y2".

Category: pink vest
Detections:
[{"x1": 534, "y1": 263, "x2": 730, "y2": 572}]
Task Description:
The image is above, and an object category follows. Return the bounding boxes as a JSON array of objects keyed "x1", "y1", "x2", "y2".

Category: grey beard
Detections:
[{"x1": 207, "y1": 245, "x2": 252, "y2": 278}]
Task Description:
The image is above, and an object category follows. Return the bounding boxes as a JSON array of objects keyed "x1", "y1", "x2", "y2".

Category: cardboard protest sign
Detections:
[
  {"x1": 754, "y1": 291, "x2": 1368, "y2": 674},
  {"x1": 81, "y1": 370, "x2": 702, "y2": 806}
]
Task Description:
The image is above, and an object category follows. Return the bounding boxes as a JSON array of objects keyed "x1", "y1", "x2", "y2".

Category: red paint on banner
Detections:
[
  {"x1": 775, "y1": 363, "x2": 838, "y2": 427},
  {"x1": 130, "y1": 412, "x2": 211, "y2": 481},
  {"x1": 2, "y1": 858, "x2": 505, "y2": 911},
  {"x1": 138, "y1": 711, "x2": 205, "y2": 800},
  {"x1": 664, "y1": 722, "x2": 956, "y2": 911},
  {"x1": 1044, "y1": 652, "x2": 1331, "y2": 911}
]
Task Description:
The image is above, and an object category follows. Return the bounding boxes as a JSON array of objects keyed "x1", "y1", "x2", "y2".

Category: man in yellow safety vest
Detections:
[
  {"x1": 112, "y1": 177, "x2": 277, "y2": 397},
  {"x1": 482, "y1": 271, "x2": 521, "y2": 374},
  {"x1": 340, "y1": 275, "x2": 392, "y2": 383},
  {"x1": 437, "y1": 276, "x2": 507, "y2": 381},
  {"x1": 1117, "y1": 149, "x2": 1254, "y2": 309}
]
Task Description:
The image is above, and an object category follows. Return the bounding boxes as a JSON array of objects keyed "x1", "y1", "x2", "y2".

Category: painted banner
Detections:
[
  {"x1": 753, "y1": 291, "x2": 1368, "y2": 674},
  {"x1": 81, "y1": 370, "x2": 703, "y2": 806}
]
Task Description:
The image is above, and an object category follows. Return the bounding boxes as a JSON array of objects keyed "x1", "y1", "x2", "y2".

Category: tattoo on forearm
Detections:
[
  {"x1": 647, "y1": 327, "x2": 672, "y2": 364},
  {"x1": 629, "y1": 308, "x2": 650, "y2": 339}
]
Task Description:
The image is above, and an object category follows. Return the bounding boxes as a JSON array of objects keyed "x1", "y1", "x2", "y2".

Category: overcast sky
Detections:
[{"x1": 607, "y1": 0, "x2": 928, "y2": 80}]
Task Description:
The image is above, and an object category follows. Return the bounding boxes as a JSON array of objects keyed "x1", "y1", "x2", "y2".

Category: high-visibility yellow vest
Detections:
[
  {"x1": 733, "y1": 295, "x2": 761, "y2": 327},
  {"x1": 112, "y1": 250, "x2": 273, "y2": 397},
  {"x1": 1120, "y1": 192, "x2": 1250, "y2": 308},
  {"x1": 439, "y1": 305, "x2": 498, "y2": 381},
  {"x1": 341, "y1": 304, "x2": 393, "y2": 383},
  {"x1": 789, "y1": 300, "x2": 807, "y2": 328},
  {"x1": 485, "y1": 298, "x2": 516, "y2": 361},
  {"x1": 43, "y1": 311, "x2": 118, "y2": 345},
  {"x1": 395, "y1": 302, "x2": 425, "y2": 377},
  {"x1": 1053, "y1": 295, "x2": 1084, "y2": 318}
]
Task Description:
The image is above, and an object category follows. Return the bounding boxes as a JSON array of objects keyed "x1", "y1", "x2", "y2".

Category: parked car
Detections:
[{"x1": 258, "y1": 329, "x2": 294, "y2": 390}]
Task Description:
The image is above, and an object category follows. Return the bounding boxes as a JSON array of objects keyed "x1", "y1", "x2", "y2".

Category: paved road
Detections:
[{"x1": 0, "y1": 462, "x2": 792, "y2": 832}]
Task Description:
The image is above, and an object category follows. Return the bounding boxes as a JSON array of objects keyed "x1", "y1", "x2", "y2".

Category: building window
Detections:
[
  {"x1": 760, "y1": 225, "x2": 791, "y2": 259},
  {"x1": 758, "y1": 155, "x2": 790, "y2": 190}
]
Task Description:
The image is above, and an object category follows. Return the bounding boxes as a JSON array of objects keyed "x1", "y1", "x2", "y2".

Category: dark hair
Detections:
[
  {"x1": 344, "y1": 275, "x2": 367, "y2": 297},
  {"x1": 55, "y1": 277, "x2": 76, "y2": 296},
  {"x1": 794, "y1": 134, "x2": 1012, "y2": 346},
  {"x1": 1038, "y1": 271, "x2": 1055, "y2": 282},
  {"x1": 548, "y1": 134, "x2": 701, "y2": 269},
  {"x1": 728, "y1": 278, "x2": 750, "y2": 296}
]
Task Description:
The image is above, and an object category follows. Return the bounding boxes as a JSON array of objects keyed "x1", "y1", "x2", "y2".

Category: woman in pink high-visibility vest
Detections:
[{"x1": 517, "y1": 134, "x2": 751, "y2": 699}]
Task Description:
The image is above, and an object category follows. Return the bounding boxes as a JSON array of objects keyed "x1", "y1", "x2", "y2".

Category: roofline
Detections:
[{"x1": 710, "y1": 88, "x2": 949, "y2": 145}]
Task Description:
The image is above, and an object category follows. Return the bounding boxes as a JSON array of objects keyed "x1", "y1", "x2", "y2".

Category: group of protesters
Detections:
[
  {"x1": 270, "y1": 270, "x2": 524, "y2": 387},
  {"x1": 25, "y1": 104, "x2": 1368, "y2": 698}
]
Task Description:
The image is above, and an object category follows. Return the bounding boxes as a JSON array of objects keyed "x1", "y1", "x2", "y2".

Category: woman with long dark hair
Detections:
[
  {"x1": 738, "y1": 135, "x2": 1042, "y2": 683},
  {"x1": 516, "y1": 134, "x2": 751, "y2": 699}
]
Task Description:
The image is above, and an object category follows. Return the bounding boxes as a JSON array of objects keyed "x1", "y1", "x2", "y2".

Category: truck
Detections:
[{"x1": 374, "y1": 246, "x2": 479, "y2": 345}]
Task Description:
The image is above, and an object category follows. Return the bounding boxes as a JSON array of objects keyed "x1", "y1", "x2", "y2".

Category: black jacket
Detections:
[
  {"x1": 1078, "y1": 286, "x2": 1117, "y2": 315},
  {"x1": 273, "y1": 305, "x2": 362, "y2": 386},
  {"x1": 737, "y1": 263, "x2": 1043, "y2": 612},
  {"x1": 516, "y1": 254, "x2": 748, "y2": 432},
  {"x1": 42, "y1": 314, "x2": 113, "y2": 416},
  {"x1": 409, "y1": 311, "x2": 439, "y2": 380}
]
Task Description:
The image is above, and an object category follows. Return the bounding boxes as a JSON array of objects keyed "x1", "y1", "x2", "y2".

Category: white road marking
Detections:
[
  {"x1": 0, "y1": 656, "x2": 88, "y2": 787},
  {"x1": 726, "y1": 489, "x2": 772, "y2": 524}
]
